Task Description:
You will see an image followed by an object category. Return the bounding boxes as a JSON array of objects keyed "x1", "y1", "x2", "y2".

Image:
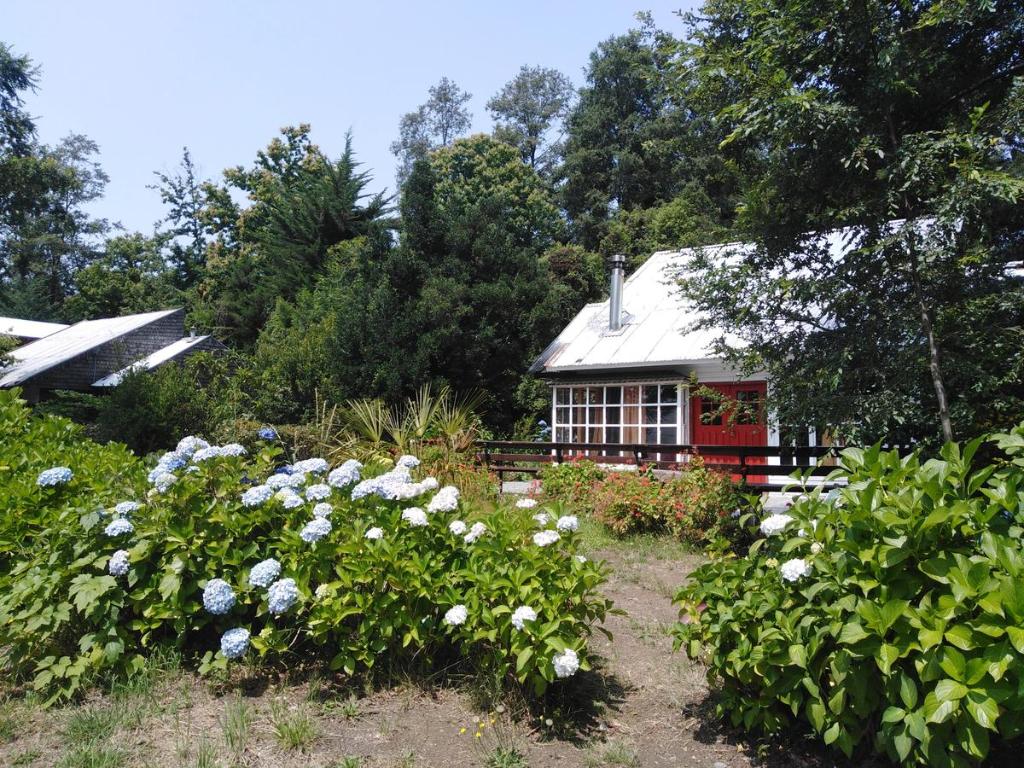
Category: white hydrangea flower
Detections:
[
  {"x1": 267, "y1": 473, "x2": 294, "y2": 490},
  {"x1": 420, "y1": 476, "x2": 439, "y2": 491},
  {"x1": 759, "y1": 513, "x2": 794, "y2": 537},
  {"x1": 552, "y1": 648, "x2": 580, "y2": 678},
  {"x1": 114, "y1": 501, "x2": 140, "y2": 517},
  {"x1": 464, "y1": 522, "x2": 487, "y2": 543},
  {"x1": 248, "y1": 558, "x2": 281, "y2": 588},
  {"x1": 396, "y1": 454, "x2": 420, "y2": 469},
  {"x1": 443, "y1": 604, "x2": 468, "y2": 626},
  {"x1": 328, "y1": 459, "x2": 362, "y2": 488},
  {"x1": 312, "y1": 502, "x2": 333, "y2": 519},
  {"x1": 365, "y1": 526, "x2": 384, "y2": 540},
  {"x1": 314, "y1": 584, "x2": 331, "y2": 600},
  {"x1": 533, "y1": 530, "x2": 561, "y2": 547},
  {"x1": 533, "y1": 512, "x2": 550, "y2": 527},
  {"x1": 511, "y1": 605, "x2": 537, "y2": 630},
  {"x1": 426, "y1": 486, "x2": 460, "y2": 513},
  {"x1": 575, "y1": 555, "x2": 587, "y2": 564},
  {"x1": 780, "y1": 558, "x2": 812, "y2": 582},
  {"x1": 556, "y1": 515, "x2": 579, "y2": 533},
  {"x1": 305, "y1": 483, "x2": 332, "y2": 501},
  {"x1": 292, "y1": 457, "x2": 329, "y2": 475},
  {"x1": 810, "y1": 542, "x2": 823, "y2": 555},
  {"x1": 515, "y1": 498, "x2": 538, "y2": 509},
  {"x1": 449, "y1": 520, "x2": 468, "y2": 536},
  {"x1": 402, "y1": 507, "x2": 429, "y2": 527},
  {"x1": 276, "y1": 489, "x2": 304, "y2": 509},
  {"x1": 153, "y1": 472, "x2": 177, "y2": 493}
]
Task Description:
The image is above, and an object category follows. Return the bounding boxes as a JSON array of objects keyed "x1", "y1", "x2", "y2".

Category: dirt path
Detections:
[{"x1": 0, "y1": 538, "x2": 819, "y2": 768}]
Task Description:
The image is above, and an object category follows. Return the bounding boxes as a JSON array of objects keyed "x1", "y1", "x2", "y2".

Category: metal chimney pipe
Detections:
[{"x1": 609, "y1": 253, "x2": 626, "y2": 331}]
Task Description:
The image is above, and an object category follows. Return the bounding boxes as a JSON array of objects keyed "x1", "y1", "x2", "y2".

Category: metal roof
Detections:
[
  {"x1": 530, "y1": 246, "x2": 749, "y2": 375},
  {"x1": 0, "y1": 317, "x2": 69, "y2": 340},
  {"x1": 0, "y1": 309, "x2": 180, "y2": 387},
  {"x1": 92, "y1": 335, "x2": 214, "y2": 387}
]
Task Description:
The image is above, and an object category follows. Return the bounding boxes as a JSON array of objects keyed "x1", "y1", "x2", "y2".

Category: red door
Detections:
[{"x1": 690, "y1": 382, "x2": 768, "y2": 483}]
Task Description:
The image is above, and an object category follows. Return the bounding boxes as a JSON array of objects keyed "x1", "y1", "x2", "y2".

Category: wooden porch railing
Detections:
[{"x1": 476, "y1": 440, "x2": 847, "y2": 492}]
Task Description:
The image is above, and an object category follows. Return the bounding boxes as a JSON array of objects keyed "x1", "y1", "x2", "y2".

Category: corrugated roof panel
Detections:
[
  {"x1": 0, "y1": 317, "x2": 69, "y2": 340},
  {"x1": 0, "y1": 309, "x2": 180, "y2": 387},
  {"x1": 92, "y1": 335, "x2": 214, "y2": 387}
]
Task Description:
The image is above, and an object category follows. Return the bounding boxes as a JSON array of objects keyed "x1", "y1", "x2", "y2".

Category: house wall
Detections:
[{"x1": 31, "y1": 310, "x2": 186, "y2": 392}]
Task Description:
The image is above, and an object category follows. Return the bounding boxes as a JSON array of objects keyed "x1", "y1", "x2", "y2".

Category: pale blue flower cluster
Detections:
[
  {"x1": 241, "y1": 484, "x2": 273, "y2": 507},
  {"x1": 114, "y1": 501, "x2": 140, "y2": 517},
  {"x1": 300, "y1": 517, "x2": 332, "y2": 542},
  {"x1": 108, "y1": 549, "x2": 130, "y2": 577},
  {"x1": 350, "y1": 466, "x2": 437, "y2": 502},
  {"x1": 268, "y1": 472, "x2": 305, "y2": 490},
  {"x1": 105, "y1": 518, "x2": 134, "y2": 537},
  {"x1": 203, "y1": 578, "x2": 236, "y2": 615},
  {"x1": 401, "y1": 507, "x2": 428, "y2": 527},
  {"x1": 291, "y1": 457, "x2": 329, "y2": 475},
  {"x1": 396, "y1": 454, "x2": 420, "y2": 469},
  {"x1": 258, "y1": 426, "x2": 278, "y2": 440},
  {"x1": 312, "y1": 502, "x2": 332, "y2": 518},
  {"x1": 327, "y1": 459, "x2": 362, "y2": 488},
  {"x1": 37, "y1": 466, "x2": 73, "y2": 487},
  {"x1": 175, "y1": 436, "x2": 210, "y2": 457},
  {"x1": 267, "y1": 578, "x2": 298, "y2": 615},
  {"x1": 426, "y1": 486, "x2": 459, "y2": 513},
  {"x1": 153, "y1": 472, "x2": 177, "y2": 493},
  {"x1": 192, "y1": 446, "x2": 224, "y2": 462},
  {"x1": 220, "y1": 627, "x2": 250, "y2": 659},
  {"x1": 279, "y1": 490, "x2": 304, "y2": 509},
  {"x1": 305, "y1": 483, "x2": 332, "y2": 501},
  {"x1": 220, "y1": 443, "x2": 247, "y2": 457},
  {"x1": 248, "y1": 558, "x2": 281, "y2": 588},
  {"x1": 156, "y1": 452, "x2": 187, "y2": 472}
]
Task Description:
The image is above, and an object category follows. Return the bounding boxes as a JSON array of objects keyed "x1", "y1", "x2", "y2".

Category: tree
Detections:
[
  {"x1": 560, "y1": 17, "x2": 737, "y2": 250},
  {"x1": 0, "y1": 42, "x2": 37, "y2": 156},
  {"x1": 487, "y1": 65, "x2": 575, "y2": 175},
  {"x1": 151, "y1": 147, "x2": 207, "y2": 288},
  {"x1": 678, "y1": 0, "x2": 1024, "y2": 444},
  {"x1": 390, "y1": 77, "x2": 472, "y2": 183}
]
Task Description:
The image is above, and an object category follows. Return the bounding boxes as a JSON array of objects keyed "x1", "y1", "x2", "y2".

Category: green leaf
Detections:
[
  {"x1": 838, "y1": 622, "x2": 870, "y2": 645},
  {"x1": 877, "y1": 644, "x2": 899, "y2": 675},
  {"x1": 939, "y1": 646, "x2": 966, "y2": 681},
  {"x1": 899, "y1": 672, "x2": 919, "y2": 709},
  {"x1": 965, "y1": 692, "x2": 999, "y2": 731},
  {"x1": 944, "y1": 625, "x2": 976, "y2": 650},
  {"x1": 923, "y1": 691, "x2": 958, "y2": 724},
  {"x1": 788, "y1": 644, "x2": 807, "y2": 669},
  {"x1": 935, "y1": 679, "x2": 968, "y2": 702}
]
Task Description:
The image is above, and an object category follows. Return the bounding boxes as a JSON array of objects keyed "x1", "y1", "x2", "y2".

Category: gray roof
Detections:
[
  {"x1": 0, "y1": 317, "x2": 69, "y2": 340},
  {"x1": 92, "y1": 335, "x2": 216, "y2": 387},
  {"x1": 0, "y1": 309, "x2": 180, "y2": 387}
]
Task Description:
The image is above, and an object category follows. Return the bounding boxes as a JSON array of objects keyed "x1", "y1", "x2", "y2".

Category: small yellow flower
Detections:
[
  {"x1": 459, "y1": 727, "x2": 466, "y2": 735},
  {"x1": 475, "y1": 732, "x2": 482, "y2": 739}
]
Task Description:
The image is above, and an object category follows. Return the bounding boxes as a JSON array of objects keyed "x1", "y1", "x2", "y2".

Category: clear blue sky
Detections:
[{"x1": 6, "y1": 1, "x2": 698, "y2": 234}]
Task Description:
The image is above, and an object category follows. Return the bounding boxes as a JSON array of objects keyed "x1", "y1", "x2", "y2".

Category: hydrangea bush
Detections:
[
  {"x1": 0, "y1": 390, "x2": 613, "y2": 702},
  {"x1": 674, "y1": 433, "x2": 1024, "y2": 766}
]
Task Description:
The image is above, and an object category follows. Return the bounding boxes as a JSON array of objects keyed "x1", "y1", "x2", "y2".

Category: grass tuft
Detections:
[{"x1": 269, "y1": 698, "x2": 319, "y2": 751}]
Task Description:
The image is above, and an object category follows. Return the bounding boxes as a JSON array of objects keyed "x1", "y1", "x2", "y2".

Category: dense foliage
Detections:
[
  {"x1": 675, "y1": 432, "x2": 1024, "y2": 765},
  {"x1": 0, "y1": 390, "x2": 612, "y2": 703}
]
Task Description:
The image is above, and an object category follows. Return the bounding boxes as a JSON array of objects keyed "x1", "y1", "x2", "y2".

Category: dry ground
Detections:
[{"x1": 0, "y1": 526, "x2": 843, "y2": 768}]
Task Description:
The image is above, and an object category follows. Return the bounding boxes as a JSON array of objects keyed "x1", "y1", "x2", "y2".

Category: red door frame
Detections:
[{"x1": 690, "y1": 381, "x2": 768, "y2": 481}]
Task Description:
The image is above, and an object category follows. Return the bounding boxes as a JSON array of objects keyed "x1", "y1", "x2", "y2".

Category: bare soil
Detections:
[{"x1": 0, "y1": 538, "x2": 845, "y2": 768}]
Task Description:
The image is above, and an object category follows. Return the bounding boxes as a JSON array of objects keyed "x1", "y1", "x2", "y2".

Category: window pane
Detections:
[
  {"x1": 556, "y1": 407, "x2": 570, "y2": 425},
  {"x1": 555, "y1": 387, "x2": 569, "y2": 405},
  {"x1": 700, "y1": 399, "x2": 723, "y2": 426},
  {"x1": 623, "y1": 385, "x2": 639, "y2": 405},
  {"x1": 644, "y1": 427, "x2": 658, "y2": 444},
  {"x1": 643, "y1": 405, "x2": 659, "y2": 424},
  {"x1": 623, "y1": 405, "x2": 639, "y2": 425},
  {"x1": 587, "y1": 387, "x2": 604, "y2": 405},
  {"x1": 642, "y1": 385, "x2": 659, "y2": 404},
  {"x1": 605, "y1": 387, "x2": 621, "y2": 404},
  {"x1": 660, "y1": 384, "x2": 677, "y2": 403},
  {"x1": 588, "y1": 427, "x2": 604, "y2": 443},
  {"x1": 573, "y1": 407, "x2": 586, "y2": 425},
  {"x1": 660, "y1": 427, "x2": 677, "y2": 445},
  {"x1": 589, "y1": 407, "x2": 603, "y2": 424},
  {"x1": 605, "y1": 406, "x2": 620, "y2": 424},
  {"x1": 623, "y1": 425, "x2": 639, "y2": 443},
  {"x1": 736, "y1": 390, "x2": 763, "y2": 425},
  {"x1": 555, "y1": 427, "x2": 570, "y2": 442},
  {"x1": 573, "y1": 424, "x2": 586, "y2": 443},
  {"x1": 572, "y1": 387, "x2": 586, "y2": 405},
  {"x1": 606, "y1": 426, "x2": 620, "y2": 444},
  {"x1": 660, "y1": 405, "x2": 677, "y2": 424}
]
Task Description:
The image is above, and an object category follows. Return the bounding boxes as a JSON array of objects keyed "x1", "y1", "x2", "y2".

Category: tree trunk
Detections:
[{"x1": 909, "y1": 249, "x2": 954, "y2": 442}]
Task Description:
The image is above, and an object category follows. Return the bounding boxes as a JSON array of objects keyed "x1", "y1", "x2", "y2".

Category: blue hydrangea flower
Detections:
[
  {"x1": 192, "y1": 446, "x2": 224, "y2": 462},
  {"x1": 280, "y1": 491, "x2": 304, "y2": 510},
  {"x1": 396, "y1": 455, "x2": 420, "y2": 469},
  {"x1": 220, "y1": 443, "x2": 247, "y2": 457},
  {"x1": 291, "y1": 458, "x2": 329, "y2": 475},
  {"x1": 241, "y1": 484, "x2": 273, "y2": 507},
  {"x1": 248, "y1": 558, "x2": 281, "y2": 588},
  {"x1": 37, "y1": 466, "x2": 73, "y2": 487},
  {"x1": 305, "y1": 483, "x2": 331, "y2": 501},
  {"x1": 114, "y1": 501, "x2": 140, "y2": 517},
  {"x1": 258, "y1": 426, "x2": 278, "y2": 441},
  {"x1": 108, "y1": 549, "x2": 130, "y2": 577},
  {"x1": 300, "y1": 517, "x2": 332, "y2": 543},
  {"x1": 268, "y1": 472, "x2": 305, "y2": 490},
  {"x1": 203, "y1": 578, "x2": 236, "y2": 615},
  {"x1": 153, "y1": 472, "x2": 177, "y2": 493},
  {"x1": 327, "y1": 460, "x2": 362, "y2": 488},
  {"x1": 157, "y1": 451, "x2": 187, "y2": 472},
  {"x1": 267, "y1": 578, "x2": 299, "y2": 615},
  {"x1": 312, "y1": 502, "x2": 332, "y2": 519},
  {"x1": 104, "y1": 518, "x2": 134, "y2": 537},
  {"x1": 220, "y1": 627, "x2": 250, "y2": 659},
  {"x1": 175, "y1": 436, "x2": 210, "y2": 457}
]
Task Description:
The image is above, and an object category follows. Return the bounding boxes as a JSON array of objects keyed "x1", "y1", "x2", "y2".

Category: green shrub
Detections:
[
  {"x1": 539, "y1": 459, "x2": 606, "y2": 508},
  {"x1": 674, "y1": 432, "x2": 1024, "y2": 766},
  {"x1": 0, "y1": 389, "x2": 612, "y2": 703}
]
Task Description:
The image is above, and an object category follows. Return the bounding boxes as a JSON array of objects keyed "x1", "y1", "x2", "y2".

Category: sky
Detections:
[{"x1": 6, "y1": 1, "x2": 699, "y2": 234}]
